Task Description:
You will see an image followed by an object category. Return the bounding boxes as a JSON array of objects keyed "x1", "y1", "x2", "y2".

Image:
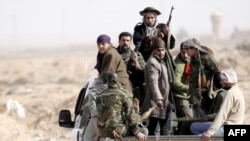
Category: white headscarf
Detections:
[{"x1": 220, "y1": 69, "x2": 238, "y2": 84}]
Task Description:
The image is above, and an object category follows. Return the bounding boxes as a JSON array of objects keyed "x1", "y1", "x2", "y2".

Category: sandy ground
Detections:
[{"x1": 0, "y1": 44, "x2": 249, "y2": 141}]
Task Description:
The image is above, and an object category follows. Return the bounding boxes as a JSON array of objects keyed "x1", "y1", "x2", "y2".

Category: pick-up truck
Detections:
[{"x1": 58, "y1": 76, "x2": 223, "y2": 141}]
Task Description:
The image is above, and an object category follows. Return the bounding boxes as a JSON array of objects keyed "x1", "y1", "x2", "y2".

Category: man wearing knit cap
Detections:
[
  {"x1": 191, "y1": 69, "x2": 245, "y2": 141},
  {"x1": 94, "y1": 34, "x2": 133, "y2": 93},
  {"x1": 182, "y1": 38, "x2": 220, "y2": 117},
  {"x1": 141, "y1": 37, "x2": 171, "y2": 135}
]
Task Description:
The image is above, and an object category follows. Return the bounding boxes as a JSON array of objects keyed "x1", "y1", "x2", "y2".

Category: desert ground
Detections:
[{"x1": 0, "y1": 42, "x2": 249, "y2": 141}]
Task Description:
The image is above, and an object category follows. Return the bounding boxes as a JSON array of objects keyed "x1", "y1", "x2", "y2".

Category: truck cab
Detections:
[{"x1": 58, "y1": 76, "x2": 97, "y2": 141}]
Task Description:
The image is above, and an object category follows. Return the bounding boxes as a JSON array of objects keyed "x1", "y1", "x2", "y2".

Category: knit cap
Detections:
[
  {"x1": 151, "y1": 37, "x2": 165, "y2": 50},
  {"x1": 97, "y1": 34, "x2": 111, "y2": 44}
]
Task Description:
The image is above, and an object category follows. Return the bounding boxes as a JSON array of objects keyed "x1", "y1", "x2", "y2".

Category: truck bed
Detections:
[{"x1": 122, "y1": 135, "x2": 223, "y2": 141}]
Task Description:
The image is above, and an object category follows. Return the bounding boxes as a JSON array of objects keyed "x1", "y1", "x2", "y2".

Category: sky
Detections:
[{"x1": 0, "y1": 0, "x2": 249, "y2": 47}]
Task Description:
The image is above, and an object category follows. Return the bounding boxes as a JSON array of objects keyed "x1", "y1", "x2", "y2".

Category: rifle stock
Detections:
[
  {"x1": 198, "y1": 52, "x2": 207, "y2": 88},
  {"x1": 201, "y1": 72, "x2": 207, "y2": 88}
]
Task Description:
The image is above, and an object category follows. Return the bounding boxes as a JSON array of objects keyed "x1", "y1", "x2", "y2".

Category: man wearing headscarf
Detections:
[
  {"x1": 191, "y1": 69, "x2": 245, "y2": 141},
  {"x1": 182, "y1": 38, "x2": 220, "y2": 117},
  {"x1": 94, "y1": 34, "x2": 133, "y2": 93}
]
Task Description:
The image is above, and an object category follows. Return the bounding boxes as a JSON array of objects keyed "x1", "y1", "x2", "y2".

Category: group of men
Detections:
[{"x1": 81, "y1": 6, "x2": 245, "y2": 141}]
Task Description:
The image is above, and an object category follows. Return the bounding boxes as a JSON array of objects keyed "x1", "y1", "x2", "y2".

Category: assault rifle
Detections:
[
  {"x1": 197, "y1": 51, "x2": 207, "y2": 117},
  {"x1": 165, "y1": 6, "x2": 176, "y2": 84},
  {"x1": 166, "y1": 6, "x2": 174, "y2": 27}
]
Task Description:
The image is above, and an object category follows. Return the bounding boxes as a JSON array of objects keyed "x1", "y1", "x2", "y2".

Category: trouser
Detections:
[
  {"x1": 147, "y1": 104, "x2": 171, "y2": 135},
  {"x1": 192, "y1": 104, "x2": 207, "y2": 118},
  {"x1": 174, "y1": 97, "x2": 193, "y2": 135},
  {"x1": 190, "y1": 121, "x2": 224, "y2": 136}
]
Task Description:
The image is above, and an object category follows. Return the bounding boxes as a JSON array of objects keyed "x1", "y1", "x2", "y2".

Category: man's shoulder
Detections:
[
  {"x1": 89, "y1": 85, "x2": 108, "y2": 95},
  {"x1": 100, "y1": 88, "x2": 132, "y2": 99},
  {"x1": 136, "y1": 52, "x2": 144, "y2": 58},
  {"x1": 105, "y1": 47, "x2": 120, "y2": 56},
  {"x1": 134, "y1": 22, "x2": 145, "y2": 29},
  {"x1": 157, "y1": 23, "x2": 166, "y2": 27},
  {"x1": 174, "y1": 54, "x2": 182, "y2": 62}
]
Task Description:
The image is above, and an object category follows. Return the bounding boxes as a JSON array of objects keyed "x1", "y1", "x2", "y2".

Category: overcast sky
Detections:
[{"x1": 0, "y1": 0, "x2": 249, "y2": 47}]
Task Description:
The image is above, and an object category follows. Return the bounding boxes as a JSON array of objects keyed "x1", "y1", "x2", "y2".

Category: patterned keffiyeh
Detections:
[
  {"x1": 145, "y1": 22, "x2": 158, "y2": 36},
  {"x1": 182, "y1": 38, "x2": 213, "y2": 54}
]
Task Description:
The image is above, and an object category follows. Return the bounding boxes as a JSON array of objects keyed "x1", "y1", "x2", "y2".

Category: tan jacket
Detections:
[{"x1": 100, "y1": 46, "x2": 133, "y2": 93}]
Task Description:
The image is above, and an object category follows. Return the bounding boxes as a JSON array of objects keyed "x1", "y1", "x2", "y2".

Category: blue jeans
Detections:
[
  {"x1": 190, "y1": 122, "x2": 224, "y2": 136},
  {"x1": 192, "y1": 104, "x2": 207, "y2": 118}
]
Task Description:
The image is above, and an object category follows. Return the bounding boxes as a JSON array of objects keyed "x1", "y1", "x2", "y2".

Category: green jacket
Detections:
[
  {"x1": 172, "y1": 54, "x2": 190, "y2": 99},
  {"x1": 208, "y1": 89, "x2": 226, "y2": 114},
  {"x1": 189, "y1": 52, "x2": 220, "y2": 105}
]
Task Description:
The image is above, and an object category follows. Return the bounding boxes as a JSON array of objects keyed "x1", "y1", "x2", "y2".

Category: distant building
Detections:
[{"x1": 211, "y1": 10, "x2": 223, "y2": 40}]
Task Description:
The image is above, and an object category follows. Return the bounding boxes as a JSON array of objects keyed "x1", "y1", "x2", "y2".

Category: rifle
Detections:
[
  {"x1": 198, "y1": 52, "x2": 207, "y2": 88},
  {"x1": 166, "y1": 6, "x2": 174, "y2": 27},
  {"x1": 165, "y1": 6, "x2": 176, "y2": 84},
  {"x1": 197, "y1": 51, "x2": 207, "y2": 117},
  {"x1": 173, "y1": 113, "x2": 216, "y2": 122}
]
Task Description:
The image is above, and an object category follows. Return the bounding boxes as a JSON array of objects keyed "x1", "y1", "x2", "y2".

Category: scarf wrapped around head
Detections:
[{"x1": 182, "y1": 38, "x2": 213, "y2": 54}]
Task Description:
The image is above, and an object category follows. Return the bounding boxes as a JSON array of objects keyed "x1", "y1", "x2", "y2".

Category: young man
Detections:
[
  {"x1": 116, "y1": 31, "x2": 146, "y2": 105},
  {"x1": 172, "y1": 42, "x2": 193, "y2": 135},
  {"x1": 94, "y1": 34, "x2": 133, "y2": 93},
  {"x1": 141, "y1": 37, "x2": 171, "y2": 135},
  {"x1": 182, "y1": 38, "x2": 220, "y2": 117}
]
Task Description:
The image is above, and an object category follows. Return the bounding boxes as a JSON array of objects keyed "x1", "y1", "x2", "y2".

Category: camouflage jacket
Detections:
[
  {"x1": 189, "y1": 52, "x2": 220, "y2": 105},
  {"x1": 96, "y1": 87, "x2": 140, "y2": 137}
]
